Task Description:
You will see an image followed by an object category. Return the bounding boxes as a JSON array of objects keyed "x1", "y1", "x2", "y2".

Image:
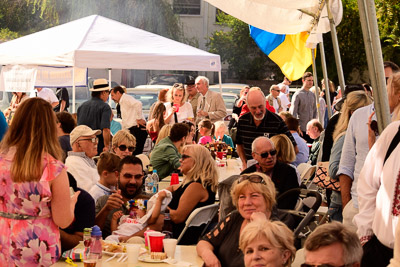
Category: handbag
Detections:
[{"x1": 313, "y1": 161, "x2": 341, "y2": 191}]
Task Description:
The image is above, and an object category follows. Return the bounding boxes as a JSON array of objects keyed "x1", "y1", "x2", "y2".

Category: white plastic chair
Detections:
[
  {"x1": 296, "y1": 163, "x2": 316, "y2": 188},
  {"x1": 176, "y1": 203, "x2": 219, "y2": 244}
]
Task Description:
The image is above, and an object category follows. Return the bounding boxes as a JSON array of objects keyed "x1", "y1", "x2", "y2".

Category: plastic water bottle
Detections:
[
  {"x1": 145, "y1": 165, "x2": 154, "y2": 194},
  {"x1": 152, "y1": 170, "x2": 159, "y2": 193},
  {"x1": 90, "y1": 225, "x2": 103, "y2": 259}
]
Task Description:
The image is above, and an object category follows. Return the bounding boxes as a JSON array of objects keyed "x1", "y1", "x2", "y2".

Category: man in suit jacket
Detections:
[{"x1": 195, "y1": 76, "x2": 227, "y2": 124}]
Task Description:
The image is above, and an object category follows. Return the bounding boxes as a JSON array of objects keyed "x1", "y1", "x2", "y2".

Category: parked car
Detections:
[
  {"x1": 209, "y1": 83, "x2": 249, "y2": 96},
  {"x1": 148, "y1": 74, "x2": 195, "y2": 85}
]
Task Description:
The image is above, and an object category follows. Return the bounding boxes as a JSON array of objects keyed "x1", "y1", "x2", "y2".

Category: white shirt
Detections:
[
  {"x1": 88, "y1": 182, "x2": 113, "y2": 202},
  {"x1": 279, "y1": 92, "x2": 290, "y2": 111},
  {"x1": 354, "y1": 120, "x2": 400, "y2": 248},
  {"x1": 164, "y1": 102, "x2": 194, "y2": 124},
  {"x1": 65, "y1": 152, "x2": 100, "y2": 192},
  {"x1": 119, "y1": 93, "x2": 143, "y2": 129},
  {"x1": 272, "y1": 98, "x2": 279, "y2": 114},
  {"x1": 34, "y1": 88, "x2": 58, "y2": 104}
]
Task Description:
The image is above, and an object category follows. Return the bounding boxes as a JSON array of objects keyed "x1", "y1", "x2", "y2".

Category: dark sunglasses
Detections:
[
  {"x1": 123, "y1": 173, "x2": 143, "y2": 179},
  {"x1": 301, "y1": 264, "x2": 349, "y2": 267},
  {"x1": 238, "y1": 174, "x2": 266, "y2": 185},
  {"x1": 370, "y1": 120, "x2": 379, "y2": 136},
  {"x1": 118, "y1": 145, "x2": 135, "y2": 152},
  {"x1": 255, "y1": 149, "x2": 277, "y2": 158},
  {"x1": 181, "y1": 154, "x2": 191, "y2": 160}
]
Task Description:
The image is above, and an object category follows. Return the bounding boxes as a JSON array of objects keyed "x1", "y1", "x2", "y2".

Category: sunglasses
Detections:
[
  {"x1": 123, "y1": 173, "x2": 144, "y2": 180},
  {"x1": 238, "y1": 174, "x2": 266, "y2": 185},
  {"x1": 181, "y1": 154, "x2": 191, "y2": 160},
  {"x1": 301, "y1": 264, "x2": 349, "y2": 267},
  {"x1": 118, "y1": 145, "x2": 135, "y2": 152},
  {"x1": 79, "y1": 137, "x2": 98, "y2": 143},
  {"x1": 254, "y1": 149, "x2": 277, "y2": 158}
]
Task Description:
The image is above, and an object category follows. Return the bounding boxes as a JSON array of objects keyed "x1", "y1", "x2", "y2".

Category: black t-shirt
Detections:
[
  {"x1": 54, "y1": 88, "x2": 70, "y2": 112},
  {"x1": 168, "y1": 181, "x2": 215, "y2": 245},
  {"x1": 201, "y1": 211, "x2": 244, "y2": 267}
]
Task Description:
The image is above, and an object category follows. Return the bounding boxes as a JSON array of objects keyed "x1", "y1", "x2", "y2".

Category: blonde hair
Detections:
[
  {"x1": 239, "y1": 219, "x2": 296, "y2": 267},
  {"x1": 181, "y1": 144, "x2": 219, "y2": 192},
  {"x1": 168, "y1": 83, "x2": 186, "y2": 105},
  {"x1": 0, "y1": 98, "x2": 62, "y2": 182},
  {"x1": 333, "y1": 91, "x2": 372, "y2": 140},
  {"x1": 270, "y1": 134, "x2": 296, "y2": 164},
  {"x1": 231, "y1": 172, "x2": 276, "y2": 210},
  {"x1": 388, "y1": 72, "x2": 400, "y2": 121},
  {"x1": 112, "y1": 130, "x2": 136, "y2": 149},
  {"x1": 155, "y1": 124, "x2": 173, "y2": 145},
  {"x1": 214, "y1": 121, "x2": 227, "y2": 138}
]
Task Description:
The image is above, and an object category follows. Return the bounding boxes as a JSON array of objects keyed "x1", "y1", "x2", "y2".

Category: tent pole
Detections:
[
  {"x1": 311, "y1": 48, "x2": 321, "y2": 123},
  {"x1": 218, "y1": 71, "x2": 222, "y2": 94},
  {"x1": 108, "y1": 68, "x2": 112, "y2": 105},
  {"x1": 357, "y1": 0, "x2": 390, "y2": 132},
  {"x1": 72, "y1": 67, "x2": 76, "y2": 113},
  {"x1": 326, "y1": 0, "x2": 345, "y2": 97},
  {"x1": 319, "y1": 39, "x2": 333, "y2": 119}
]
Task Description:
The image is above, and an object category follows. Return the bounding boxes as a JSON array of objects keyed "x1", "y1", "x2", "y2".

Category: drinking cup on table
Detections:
[
  {"x1": 163, "y1": 238, "x2": 177, "y2": 259},
  {"x1": 147, "y1": 232, "x2": 166, "y2": 252},
  {"x1": 83, "y1": 253, "x2": 98, "y2": 267},
  {"x1": 126, "y1": 244, "x2": 141, "y2": 264},
  {"x1": 170, "y1": 173, "x2": 179, "y2": 186}
]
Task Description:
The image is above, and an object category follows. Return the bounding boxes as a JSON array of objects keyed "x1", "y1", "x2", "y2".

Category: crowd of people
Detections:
[{"x1": 0, "y1": 64, "x2": 400, "y2": 267}]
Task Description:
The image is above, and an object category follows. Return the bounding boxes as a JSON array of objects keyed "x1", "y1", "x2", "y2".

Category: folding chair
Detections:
[
  {"x1": 296, "y1": 163, "x2": 316, "y2": 189},
  {"x1": 176, "y1": 203, "x2": 219, "y2": 244}
]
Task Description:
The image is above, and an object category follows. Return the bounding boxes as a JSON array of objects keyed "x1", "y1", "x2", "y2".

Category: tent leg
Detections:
[
  {"x1": 326, "y1": 0, "x2": 346, "y2": 97},
  {"x1": 218, "y1": 71, "x2": 222, "y2": 94},
  {"x1": 108, "y1": 68, "x2": 112, "y2": 105},
  {"x1": 72, "y1": 67, "x2": 76, "y2": 113},
  {"x1": 311, "y1": 48, "x2": 321, "y2": 123},
  {"x1": 357, "y1": 0, "x2": 390, "y2": 132},
  {"x1": 319, "y1": 39, "x2": 333, "y2": 118}
]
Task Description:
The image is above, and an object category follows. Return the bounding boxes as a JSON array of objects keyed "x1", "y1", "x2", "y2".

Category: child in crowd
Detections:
[
  {"x1": 213, "y1": 121, "x2": 234, "y2": 148},
  {"x1": 198, "y1": 119, "x2": 214, "y2": 145},
  {"x1": 88, "y1": 152, "x2": 120, "y2": 202},
  {"x1": 106, "y1": 190, "x2": 172, "y2": 243}
]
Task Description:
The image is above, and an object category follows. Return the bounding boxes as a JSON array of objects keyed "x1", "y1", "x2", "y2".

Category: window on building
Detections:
[{"x1": 173, "y1": 0, "x2": 201, "y2": 15}]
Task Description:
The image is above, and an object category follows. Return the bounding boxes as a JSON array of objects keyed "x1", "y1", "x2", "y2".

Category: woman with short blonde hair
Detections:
[
  {"x1": 112, "y1": 130, "x2": 136, "y2": 159},
  {"x1": 239, "y1": 219, "x2": 296, "y2": 267},
  {"x1": 270, "y1": 134, "x2": 296, "y2": 164}
]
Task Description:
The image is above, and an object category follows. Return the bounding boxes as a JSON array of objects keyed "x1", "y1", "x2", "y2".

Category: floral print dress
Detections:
[{"x1": 0, "y1": 150, "x2": 65, "y2": 266}]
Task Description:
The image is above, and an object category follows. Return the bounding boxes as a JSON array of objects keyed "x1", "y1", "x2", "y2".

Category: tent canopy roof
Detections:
[{"x1": 0, "y1": 15, "x2": 221, "y2": 72}]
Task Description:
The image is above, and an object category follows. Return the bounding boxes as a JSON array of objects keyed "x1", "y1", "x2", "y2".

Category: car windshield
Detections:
[
  {"x1": 210, "y1": 87, "x2": 242, "y2": 96},
  {"x1": 127, "y1": 92, "x2": 158, "y2": 110},
  {"x1": 148, "y1": 74, "x2": 187, "y2": 85},
  {"x1": 222, "y1": 94, "x2": 237, "y2": 110}
]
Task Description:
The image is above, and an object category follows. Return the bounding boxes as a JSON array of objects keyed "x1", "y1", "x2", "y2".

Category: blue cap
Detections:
[
  {"x1": 91, "y1": 225, "x2": 102, "y2": 236},
  {"x1": 153, "y1": 170, "x2": 157, "y2": 173}
]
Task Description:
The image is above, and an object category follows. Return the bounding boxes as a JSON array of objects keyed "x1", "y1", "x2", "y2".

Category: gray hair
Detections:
[
  {"x1": 195, "y1": 76, "x2": 209, "y2": 87},
  {"x1": 251, "y1": 136, "x2": 275, "y2": 153},
  {"x1": 304, "y1": 222, "x2": 363, "y2": 265}
]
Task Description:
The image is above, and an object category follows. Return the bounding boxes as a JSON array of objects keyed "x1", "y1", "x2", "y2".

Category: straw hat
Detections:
[{"x1": 90, "y1": 78, "x2": 111, "y2": 91}]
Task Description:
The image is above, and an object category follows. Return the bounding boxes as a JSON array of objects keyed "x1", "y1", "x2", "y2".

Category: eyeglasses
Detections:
[
  {"x1": 238, "y1": 174, "x2": 266, "y2": 185},
  {"x1": 254, "y1": 149, "x2": 277, "y2": 158},
  {"x1": 118, "y1": 145, "x2": 135, "y2": 152},
  {"x1": 79, "y1": 137, "x2": 98, "y2": 143},
  {"x1": 122, "y1": 173, "x2": 144, "y2": 180},
  {"x1": 301, "y1": 264, "x2": 349, "y2": 267},
  {"x1": 181, "y1": 154, "x2": 191, "y2": 160}
]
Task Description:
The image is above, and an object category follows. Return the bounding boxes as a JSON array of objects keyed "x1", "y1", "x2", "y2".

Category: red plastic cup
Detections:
[
  {"x1": 173, "y1": 104, "x2": 180, "y2": 112},
  {"x1": 216, "y1": 151, "x2": 224, "y2": 160},
  {"x1": 170, "y1": 173, "x2": 179, "y2": 186},
  {"x1": 147, "y1": 232, "x2": 165, "y2": 252},
  {"x1": 144, "y1": 230, "x2": 155, "y2": 248}
]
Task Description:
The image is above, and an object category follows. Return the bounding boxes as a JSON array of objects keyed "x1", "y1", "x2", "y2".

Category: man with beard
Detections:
[
  {"x1": 94, "y1": 156, "x2": 163, "y2": 238},
  {"x1": 236, "y1": 87, "x2": 296, "y2": 170}
]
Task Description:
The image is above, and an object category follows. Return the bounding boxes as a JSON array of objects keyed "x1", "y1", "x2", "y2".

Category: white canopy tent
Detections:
[{"x1": 0, "y1": 15, "x2": 222, "y2": 111}]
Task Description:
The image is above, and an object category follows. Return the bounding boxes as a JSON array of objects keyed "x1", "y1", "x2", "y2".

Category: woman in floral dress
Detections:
[{"x1": 0, "y1": 98, "x2": 79, "y2": 266}]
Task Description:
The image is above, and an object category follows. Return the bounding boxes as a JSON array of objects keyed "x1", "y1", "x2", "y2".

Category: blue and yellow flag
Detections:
[{"x1": 250, "y1": 26, "x2": 312, "y2": 81}]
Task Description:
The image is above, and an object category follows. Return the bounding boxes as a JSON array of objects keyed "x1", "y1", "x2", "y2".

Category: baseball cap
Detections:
[{"x1": 70, "y1": 125, "x2": 101, "y2": 146}]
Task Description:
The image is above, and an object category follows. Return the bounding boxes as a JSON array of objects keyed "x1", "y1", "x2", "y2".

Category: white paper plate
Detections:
[{"x1": 138, "y1": 255, "x2": 165, "y2": 263}]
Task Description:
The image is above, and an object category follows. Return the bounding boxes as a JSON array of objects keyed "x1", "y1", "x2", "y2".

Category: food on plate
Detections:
[
  {"x1": 150, "y1": 252, "x2": 167, "y2": 260},
  {"x1": 101, "y1": 241, "x2": 125, "y2": 253}
]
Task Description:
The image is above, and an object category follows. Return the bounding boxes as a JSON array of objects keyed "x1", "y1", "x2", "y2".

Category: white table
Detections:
[{"x1": 52, "y1": 245, "x2": 203, "y2": 267}]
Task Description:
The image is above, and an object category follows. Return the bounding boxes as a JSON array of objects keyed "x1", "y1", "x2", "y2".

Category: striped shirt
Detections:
[{"x1": 236, "y1": 111, "x2": 296, "y2": 160}]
